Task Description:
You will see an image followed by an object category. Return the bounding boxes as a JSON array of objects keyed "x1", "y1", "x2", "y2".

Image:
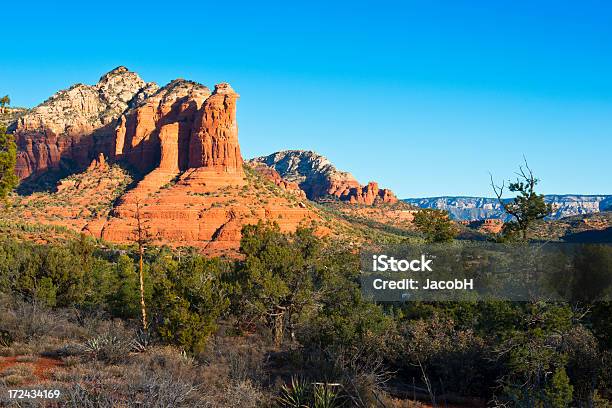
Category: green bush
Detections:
[
  {"x1": 151, "y1": 254, "x2": 229, "y2": 352},
  {"x1": 106, "y1": 255, "x2": 140, "y2": 319}
]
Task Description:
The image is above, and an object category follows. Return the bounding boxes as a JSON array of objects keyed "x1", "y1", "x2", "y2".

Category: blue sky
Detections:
[{"x1": 2, "y1": 1, "x2": 611, "y2": 197}]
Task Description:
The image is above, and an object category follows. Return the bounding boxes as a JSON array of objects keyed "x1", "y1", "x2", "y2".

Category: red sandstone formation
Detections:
[
  {"x1": 477, "y1": 219, "x2": 504, "y2": 234},
  {"x1": 96, "y1": 79, "x2": 316, "y2": 251},
  {"x1": 86, "y1": 153, "x2": 108, "y2": 172},
  {"x1": 114, "y1": 79, "x2": 212, "y2": 173},
  {"x1": 188, "y1": 83, "x2": 243, "y2": 172},
  {"x1": 9, "y1": 68, "x2": 321, "y2": 252},
  {"x1": 345, "y1": 181, "x2": 397, "y2": 205}
]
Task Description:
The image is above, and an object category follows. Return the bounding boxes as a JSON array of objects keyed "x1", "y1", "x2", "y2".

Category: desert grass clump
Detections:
[
  {"x1": 14, "y1": 354, "x2": 37, "y2": 363},
  {"x1": 0, "y1": 364, "x2": 35, "y2": 386}
]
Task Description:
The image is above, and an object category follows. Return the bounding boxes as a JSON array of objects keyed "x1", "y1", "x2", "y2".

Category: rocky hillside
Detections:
[
  {"x1": 249, "y1": 150, "x2": 397, "y2": 205},
  {"x1": 10, "y1": 67, "x2": 159, "y2": 180},
  {"x1": 5, "y1": 154, "x2": 134, "y2": 236},
  {"x1": 0, "y1": 107, "x2": 28, "y2": 128},
  {"x1": 530, "y1": 211, "x2": 612, "y2": 243},
  {"x1": 404, "y1": 195, "x2": 612, "y2": 221}
]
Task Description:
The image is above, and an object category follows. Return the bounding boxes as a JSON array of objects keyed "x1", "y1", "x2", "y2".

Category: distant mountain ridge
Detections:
[
  {"x1": 249, "y1": 150, "x2": 397, "y2": 205},
  {"x1": 403, "y1": 195, "x2": 612, "y2": 221}
]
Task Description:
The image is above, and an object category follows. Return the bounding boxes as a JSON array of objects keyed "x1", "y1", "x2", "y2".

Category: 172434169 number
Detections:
[{"x1": 8, "y1": 389, "x2": 61, "y2": 399}]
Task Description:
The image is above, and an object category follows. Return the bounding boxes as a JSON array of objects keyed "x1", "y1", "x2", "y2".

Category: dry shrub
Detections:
[
  {"x1": 63, "y1": 382, "x2": 122, "y2": 408},
  {"x1": 0, "y1": 342, "x2": 34, "y2": 357},
  {"x1": 200, "y1": 327, "x2": 270, "y2": 386},
  {"x1": 204, "y1": 379, "x2": 268, "y2": 408},
  {"x1": 60, "y1": 355, "x2": 81, "y2": 367},
  {"x1": 126, "y1": 372, "x2": 204, "y2": 407},
  {"x1": 399, "y1": 314, "x2": 487, "y2": 396},
  {"x1": 0, "y1": 296, "x2": 85, "y2": 342}
]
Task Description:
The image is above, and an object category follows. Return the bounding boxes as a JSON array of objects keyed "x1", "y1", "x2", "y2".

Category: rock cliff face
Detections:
[
  {"x1": 249, "y1": 150, "x2": 397, "y2": 205},
  {"x1": 348, "y1": 181, "x2": 397, "y2": 205},
  {"x1": 12, "y1": 67, "x2": 158, "y2": 180},
  {"x1": 0, "y1": 107, "x2": 28, "y2": 129},
  {"x1": 188, "y1": 83, "x2": 242, "y2": 172},
  {"x1": 114, "y1": 79, "x2": 211, "y2": 174}
]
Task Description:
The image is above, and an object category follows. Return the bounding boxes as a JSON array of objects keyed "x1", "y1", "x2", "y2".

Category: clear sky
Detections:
[{"x1": 2, "y1": 0, "x2": 611, "y2": 197}]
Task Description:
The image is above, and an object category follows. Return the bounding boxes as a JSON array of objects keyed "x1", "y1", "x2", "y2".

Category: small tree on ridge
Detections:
[{"x1": 490, "y1": 158, "x2": 552, "y2": 241}]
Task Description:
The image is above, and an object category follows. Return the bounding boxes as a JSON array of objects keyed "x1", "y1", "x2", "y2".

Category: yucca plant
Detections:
[
  {"x1": 313, "y1": 383, "x2": 340, "y2": 408},
  {"x1": 83, "y1": 334, "x2": 128, "y2": 363},
  {"x1": 278, "y1": 376, "x2": 310, "y2": 408},
  {"x1": 83, "y1": 335, "x2": 108, "y2": 354},
  {"x1": 129, "y1": 329, "x2": 152, "y2": 353}
]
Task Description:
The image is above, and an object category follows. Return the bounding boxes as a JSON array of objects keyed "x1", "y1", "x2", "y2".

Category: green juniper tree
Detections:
[
  {"x1": 491, "y1": 158, "x2": 552, "y2": 241},
  {"x1": 0, "y1": 124, "x2": 18, "y2": 203},
  {"x1": 412, "y1": 208, "x2": 458, "y2": 243},
  {"x1": 232, "y1": 221, "x2": 319, "y2": 347}
]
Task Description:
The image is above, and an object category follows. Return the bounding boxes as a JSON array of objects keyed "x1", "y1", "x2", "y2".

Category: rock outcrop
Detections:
[
  {"x1": 188, "y1": 83, "x2": 243, "y2": 172},
  {"x1": 468, "y1": 218, "x2": 504, "y2": 234},
  {"x1": 11, "y1": 66, "x2": 158, "y2": 180},
  {"x1": 106, "y1": 80, "x2": 246, "y2": 201},
  {"x1": 86, "y1": 153, "x2": 108, "y2": 172},
  {"x1": 347, "y1": 181, "x2": 397, "y2": 205},
  {"x1": 248, "y1": 162, "x2": 306, "y2": 198},
  {"x1": 0, "y1": 107, "x2": 28, "y2": 129},
  {"x1": 249, "y1": 150, "x2": 397, "y2": 205}
]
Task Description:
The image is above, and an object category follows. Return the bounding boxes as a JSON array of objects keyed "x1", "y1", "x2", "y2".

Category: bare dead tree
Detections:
[{"x1": 134, "y1": 200, "x2": 151, "y2": 330}]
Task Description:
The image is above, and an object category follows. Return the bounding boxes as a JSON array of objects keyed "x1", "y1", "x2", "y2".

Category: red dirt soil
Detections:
[{"x1": 0, "y1": 356, "x2": 63, "y2": 381}]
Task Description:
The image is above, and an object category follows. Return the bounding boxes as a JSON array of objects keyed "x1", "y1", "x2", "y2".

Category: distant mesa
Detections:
[
  {"x1": 404, "y1": 195, "x2": 612, "y2": 221},
  {"x1": 249, "y1": 150, "x2": 397, "y2": 205}
]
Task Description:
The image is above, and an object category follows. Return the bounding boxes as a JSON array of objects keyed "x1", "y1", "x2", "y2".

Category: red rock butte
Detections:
[{"x1": 11, "y1": 68, "x2": 320, "y2": 252}]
